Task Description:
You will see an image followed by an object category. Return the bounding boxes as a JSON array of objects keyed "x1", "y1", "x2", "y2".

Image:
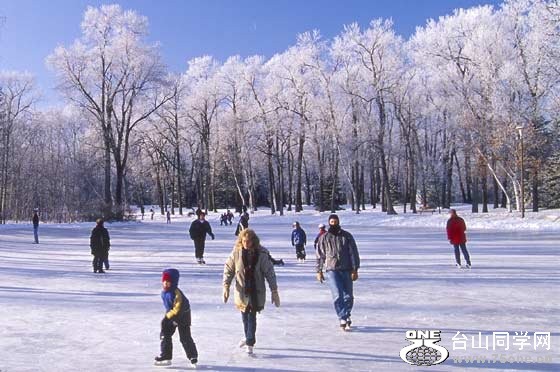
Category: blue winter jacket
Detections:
[
  {"x1": 291, "y1": 228, "x2": 307, "y2": 246},
  {"x1": 161, "y1": 268, "x2": 191, "y2": 325}
]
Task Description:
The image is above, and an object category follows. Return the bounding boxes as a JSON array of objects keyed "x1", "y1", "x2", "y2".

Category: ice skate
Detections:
[
  {"x1": 154, "y1": 356, "x2": 172, "y2": 366},
  {"x1": 246, "y1": 345, "x2": 254, "y2": 355},
  {"x1": 190, "y1": 357, "x2": 198, "y2": 368},
  {"x1": 345, "y1": 317, "x2": 352, "y2": 330}
]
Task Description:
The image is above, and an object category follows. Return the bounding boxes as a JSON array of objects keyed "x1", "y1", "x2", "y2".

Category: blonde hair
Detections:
[{"x1": 234, "y1": 228, "x2": 260, "y2": 251}]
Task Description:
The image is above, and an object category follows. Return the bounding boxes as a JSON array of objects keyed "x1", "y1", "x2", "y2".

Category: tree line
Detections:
[{"x1": 0, "y1": 1, "x2": 558, "y2": 223}]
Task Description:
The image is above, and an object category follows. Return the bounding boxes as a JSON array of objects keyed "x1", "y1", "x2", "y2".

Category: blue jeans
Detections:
[
  {"x1": 454, "y1": 243, "x2": 471, "y2": 266},
  {"x1": 327, "y1": 271, "x2": 354, "y2": 321},
  {"x1": 241, "y1": 309, "x2": 257, "y2": 346},
  {"x1": 33, "y1": 226, "x2": 39, "y2": 243}
]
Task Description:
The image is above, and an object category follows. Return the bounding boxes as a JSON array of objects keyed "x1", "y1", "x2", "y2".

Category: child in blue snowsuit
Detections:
[
  {"x1": 291, "y1": 222, "x2": 307, "y2": 261},
  {"x1": 155, "y1": 268, "x2": 198, "y2": 366}
]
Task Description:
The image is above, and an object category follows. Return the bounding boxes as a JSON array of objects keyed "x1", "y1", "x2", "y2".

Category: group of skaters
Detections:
[
  {"x1": 155, "y1": 212, "x2": 360, "y2": 367},
  {"x1": 29, "y1": 206, "x2": 472, "y2": 367},
  {"x1": 156, "y1": 209, "x2": 472, "y2": 367},
  {"x1": 219, "y1": 210, "x2": 235, "y2": 225}
]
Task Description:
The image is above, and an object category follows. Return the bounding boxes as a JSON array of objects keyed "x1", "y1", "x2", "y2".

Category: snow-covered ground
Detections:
[{"x1": 0, "y1": 205, "x2": 558, "y2": 371}]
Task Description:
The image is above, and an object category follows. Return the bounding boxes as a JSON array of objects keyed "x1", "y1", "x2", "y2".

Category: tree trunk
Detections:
[
  {"x1": 472, "y1": 174, "x2": 479, "y2": 213},
  {"x1": 532, "y1": 168, "x2": 539, "y2": 212},
  {"x1": 482, "y1": 166, "x2": 488, "y2": 213},
  {"x1": 454, "y1": 152, "x2": 467, "y2": 203},
  {"x1": 295, "y1": 134, "x2": 304, "y2": 212},
  {"x1": 330, "y1": 153, "x2": 339, "y2": 213},
  {"x1": 103, "y1": 139, "x2": 112, "y2": 219},
  {"x1": 501, "y1": 178, "x2": 508, "y2": 208},
  {"x1": 304, "y1": 158, "x2": 312, "y2": 207},
  {"x1": 465, "y1": 154, "x2": 472, "y2": 203}
]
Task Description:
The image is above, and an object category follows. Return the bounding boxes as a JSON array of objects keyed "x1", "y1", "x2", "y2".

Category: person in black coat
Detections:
[
  {"x1": 235, "y1": 212, "x2": 249, "y2": 236},
  {"x1": 189, "y1": 212, "x2": 214, "y2": 264},
  {"x1": 32, "y1": 211, "x2": 40, "y2": 244},
  {"x1": 90, "y1": 218, "x2": 110, "y2": 273}
]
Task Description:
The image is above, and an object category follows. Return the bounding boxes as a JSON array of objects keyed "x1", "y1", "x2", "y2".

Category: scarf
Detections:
[{"x1": 242, "y1": 248, "x2": 259, "y2": 308}]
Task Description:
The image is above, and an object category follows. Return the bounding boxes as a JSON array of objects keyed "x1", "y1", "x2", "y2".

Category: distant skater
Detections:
[
  {"x1": 189, "y1": 212, "x2": 215, "y2": 264},
  {"x1": 314, "y1": 224, "x2": 327, "y2": 251},
  {"x1": 291, "y1": 222, "x2": 307, "y2": 262},
  {"x1": 90, "y1": 218, "x2": 110, "y2": 273},
  {"x1": 446, "y1": 209, "x2": 472, "y2": 269},
  {"x1": 32, "y1": 210, "x2": 39, "y2": 244},
  {"x1": 235, "y1": 212, "x2": 249, "y2": 236}
]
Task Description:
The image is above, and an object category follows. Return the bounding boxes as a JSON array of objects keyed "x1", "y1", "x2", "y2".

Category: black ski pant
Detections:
[
  {"x1": 160, "y1": 317, "x2": 198, "y2": 361},
  {"x1": 453, "y1": 243, "x2": 471, "y2": 266},
  {"x1": 193, "y1": 238, "x2": 206, "y2": 259},
  {"x1": 295, "y1": 244, "x2": 306, "y2": 260},
  {"x1": 92, "y1": 252, "x2": 108, "y2": 272}
]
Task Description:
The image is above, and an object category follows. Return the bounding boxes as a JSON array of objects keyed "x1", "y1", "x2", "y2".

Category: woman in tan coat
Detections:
[{"x1": 223, "y1": 229, "x2": 280, "y2": 354}]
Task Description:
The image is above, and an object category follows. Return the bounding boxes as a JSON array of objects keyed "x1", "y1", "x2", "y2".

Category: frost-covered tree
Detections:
[{"x1": 47, "y1": 4, "x2": 170, "y2": 219}]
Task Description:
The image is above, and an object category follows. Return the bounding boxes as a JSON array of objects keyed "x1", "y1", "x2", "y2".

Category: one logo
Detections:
[{"x1": 400, "y1": 330, "x2": 449, "y2": 366}]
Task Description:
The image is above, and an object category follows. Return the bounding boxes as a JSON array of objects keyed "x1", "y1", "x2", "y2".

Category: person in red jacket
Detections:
[{"x1": 446, "y1": 209, "x2": 471, "y2": 268}]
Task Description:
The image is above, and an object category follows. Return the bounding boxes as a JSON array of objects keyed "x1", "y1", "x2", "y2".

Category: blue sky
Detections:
[{"x1": 0, "y1": 0, "x2": 502, "y2": 107}]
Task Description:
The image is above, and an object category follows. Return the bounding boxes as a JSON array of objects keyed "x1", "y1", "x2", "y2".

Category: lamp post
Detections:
[{"x1": 516, "y1": 125, "x2": 525, "y2": 218}]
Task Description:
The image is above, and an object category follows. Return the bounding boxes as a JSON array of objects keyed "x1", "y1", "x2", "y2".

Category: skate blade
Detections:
[{"x1": 154, "y1": 360, "x2": 172, "y2": 366}]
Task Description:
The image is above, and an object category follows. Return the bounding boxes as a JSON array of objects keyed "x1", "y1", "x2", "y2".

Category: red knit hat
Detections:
[{"x1": 162, "y1": 272, "x2": 172, "y2": 282}]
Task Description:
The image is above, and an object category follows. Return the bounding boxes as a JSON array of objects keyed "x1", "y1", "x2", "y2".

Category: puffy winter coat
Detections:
[
  {"x1": 447, "y1": 216, "x2": 467, "y2": 245},
  {"x1": 316, "y1": 228, "x2": 360, "y2": 273},
  {"x1": 90, "y1": 226, "x2": 110, "y2": 256},
  {"x1": 189, "y1": 219, "x2": 214, "y2": 240},
  {"x1": 161, "y1": 268, "x2": 191, "y2": 326},
  {"x1": 223, "y1": 245, "x2": 278, "y2": 312},
  {"x1": 291, "y1": 228, "x2": 307, "y2": 246}
]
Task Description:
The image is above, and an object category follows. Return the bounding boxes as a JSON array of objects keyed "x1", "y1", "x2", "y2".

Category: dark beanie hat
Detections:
[{"x1": 328, "y1": 214, "x2": 339, "y2": 221}]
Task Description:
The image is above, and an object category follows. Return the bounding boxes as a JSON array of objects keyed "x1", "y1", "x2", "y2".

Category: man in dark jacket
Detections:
[
  {"x1": 32, "y1": 211, "x2": 39, "y2": 244},
  {"x1": 446, "y1": 209, "x2": 471, "y2": 269},
  {"x1": 189, "y1": 212, "x2": 214, "y2": 264},
  {"x1": 90, "y1": 218, "x2": 110, "y2": 273},
  {"x1": 235, "y1": 212, "x2": 249, "y2": 236},
  {"x1": 291, "y1": 221, "x2": 307, "y2": 262},
  {"x1": 316, "y1": 214, "x2": 360, "y2": 331}
]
